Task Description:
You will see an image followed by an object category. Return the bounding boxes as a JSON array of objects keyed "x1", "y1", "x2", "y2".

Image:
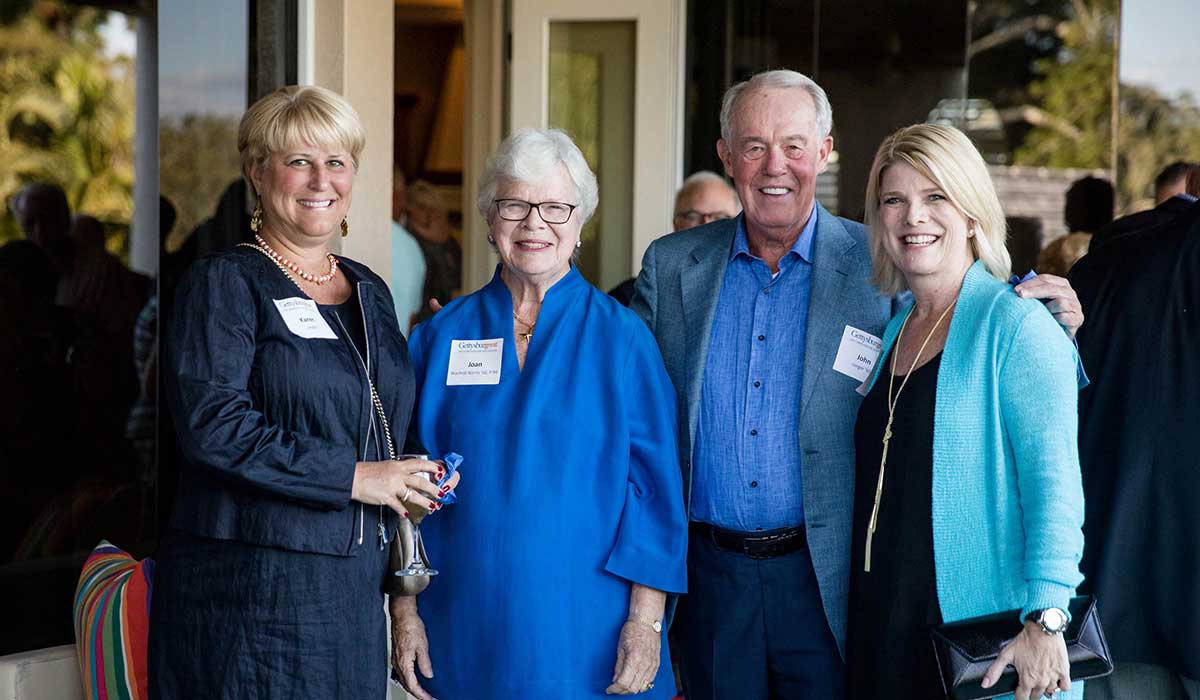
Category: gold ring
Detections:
[
  {"x1": 644, "y1": 682, "x2": 654, "y2": 691},
  {"x1": 402, "y1": 488, "x2": 413, "y2": 503}
]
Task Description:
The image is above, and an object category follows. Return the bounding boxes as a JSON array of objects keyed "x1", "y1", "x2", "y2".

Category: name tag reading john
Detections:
[
  {"x1": 273, "y1": 297, "x2": 338, "y2": 340},
  {"x1": 446, "y1": 338, "x2": 503, "y2": 385},
  {"x1": 832, "y1": 325, "x2": 882, "y2": 383}
]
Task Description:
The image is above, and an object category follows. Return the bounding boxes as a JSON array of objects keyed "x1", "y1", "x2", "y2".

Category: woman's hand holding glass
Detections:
[
  {"x1": 351, "y1": 458, "x2": 458, "y2": 516},
  {"x1": 981, "y1": 621, "x2": 1071, "y2": 700}
]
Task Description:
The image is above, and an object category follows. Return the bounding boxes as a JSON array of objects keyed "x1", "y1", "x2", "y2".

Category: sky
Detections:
[
  {"x1": 99, "y1": 2, "x2": 248, "y2": 119},
  {"x1": 1118, "y1": 0, "x2": 1199, "y2": 100}
]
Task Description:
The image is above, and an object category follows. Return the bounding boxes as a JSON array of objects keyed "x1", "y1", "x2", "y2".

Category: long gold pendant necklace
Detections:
[{"x1": 863, "y1": 299, "x2": 956, "y2": 572}]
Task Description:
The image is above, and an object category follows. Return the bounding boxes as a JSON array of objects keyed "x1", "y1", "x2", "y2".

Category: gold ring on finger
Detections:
[{"x1": 402, "y1": 487, "x2": 413, "y2": 503}]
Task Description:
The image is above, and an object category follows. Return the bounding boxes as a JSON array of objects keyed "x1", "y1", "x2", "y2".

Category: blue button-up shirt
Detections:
[{"x1": 691, "y1": 209, "x2": 817, "y2": 531}]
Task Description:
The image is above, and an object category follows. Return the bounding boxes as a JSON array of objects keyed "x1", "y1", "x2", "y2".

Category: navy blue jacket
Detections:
[{"x1": 165, "y1": 246, "x2": 414, "y2": 556}]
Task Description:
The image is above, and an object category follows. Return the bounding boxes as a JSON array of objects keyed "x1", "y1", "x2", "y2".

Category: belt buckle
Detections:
[{"x1": 741, "y1": 537, "x2": 770, "y2": 560}]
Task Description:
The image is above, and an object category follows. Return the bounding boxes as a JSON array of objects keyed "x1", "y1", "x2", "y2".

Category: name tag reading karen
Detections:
[
  {"x1": 446, "y1": 338, "x2": 504, "y2": 385},
  {"x1": 273, "y1": 297, "x2": 338, "y2": 340},
  {"x1": 832, "y1": 325, "x2": 882, "y2": 383}
]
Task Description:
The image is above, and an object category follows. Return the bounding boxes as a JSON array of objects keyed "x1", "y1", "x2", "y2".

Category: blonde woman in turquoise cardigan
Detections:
[{"x1": 845, "y1": 123, "x2": 1086, "y2": 700}]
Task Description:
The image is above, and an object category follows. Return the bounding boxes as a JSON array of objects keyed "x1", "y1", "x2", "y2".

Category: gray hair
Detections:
[
  {"x1": 476, "y1": 128, "x2": 599, "y2": 224},
  {"x1": 719, "y1": 70, "x2": 833, "y2": 144},
  {"x1": 677, "y1": 170, "x2": 740, "y2": 208}
]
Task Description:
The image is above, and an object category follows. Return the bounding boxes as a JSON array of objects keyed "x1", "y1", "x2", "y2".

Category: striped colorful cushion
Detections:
[{"x1": 73, "y1": 541, "x2": 154, "y2": 700}]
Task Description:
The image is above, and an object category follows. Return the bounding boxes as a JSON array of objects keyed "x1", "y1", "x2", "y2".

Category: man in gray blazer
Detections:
[{"x1": 630, "y1": 69, "x2": 1084, "y2": 699}]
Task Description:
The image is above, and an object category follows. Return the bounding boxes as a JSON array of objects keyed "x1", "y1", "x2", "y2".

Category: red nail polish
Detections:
[{"x1": 402, "y1": 512, "x2": 409, "y2": 519}]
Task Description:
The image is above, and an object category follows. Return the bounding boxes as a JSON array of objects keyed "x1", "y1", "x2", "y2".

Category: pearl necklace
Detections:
[{"x1": 253, "y1": 234, "x2": 339, "y2": 285}]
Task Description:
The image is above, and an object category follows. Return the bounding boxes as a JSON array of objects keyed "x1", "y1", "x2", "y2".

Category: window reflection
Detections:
[{"x1": 0, "y1": 2, "x2": 145, "y2": 655}]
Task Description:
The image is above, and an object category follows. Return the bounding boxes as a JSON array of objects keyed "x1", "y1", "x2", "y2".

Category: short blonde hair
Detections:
[
  {"x1": 864, "y1": 123, "x2": 1010, "y2": 295},
  {"x1": 238, "y1": 85, "x2": 365, "y2": 190}
]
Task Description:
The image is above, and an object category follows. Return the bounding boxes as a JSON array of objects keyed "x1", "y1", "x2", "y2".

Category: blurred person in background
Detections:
[
  {"x1": 1032, "y1": 175, "x2": 1112, "y2": 274},
  {"x1": 408, "y1": 179, "x2": 461, "y2": 323},
  {"x1": 1071, "y1": 199, "x2": 1200, "y2": 700},
  {"x1": 608, "y1": 171, "x2": 741, "y2": 306},
  {"x1": 1091, "y1": 161, "x2": 1198, "y2": 250},
  {"x1": 391, "y1": 167, "x2": 426, "y2": 334}
]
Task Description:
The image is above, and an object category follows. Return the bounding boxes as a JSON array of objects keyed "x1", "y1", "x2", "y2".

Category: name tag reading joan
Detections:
[
  {"x1": 273, "y1": 297, "x2": 338, "y2": 340},
  {"x1": 446, "y1": 338, "x2": 504, "y2": 385},
  {"x1": 832, "y1": 325, "x2": 882, "y2": 383}
]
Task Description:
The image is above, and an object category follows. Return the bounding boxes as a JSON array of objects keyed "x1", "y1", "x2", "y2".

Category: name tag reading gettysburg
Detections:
[
  {"x1": 272, "y1": 297, "x2": 338, "y2": 340},
  {"x1": 832, "y1": 325, "x2": 882, "y2": 383},
  {"x1": 446, "y1": 338, "x2": 504, "y2": 385}
]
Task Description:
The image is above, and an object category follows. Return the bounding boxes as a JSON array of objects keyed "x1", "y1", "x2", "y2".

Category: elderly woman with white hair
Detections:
[
  {"x1": 393, "y1": 127, "x2": 687, "y2": 700},
  {"x1": 847, "y1": 123, "x2": 1086, "y2": 700}
]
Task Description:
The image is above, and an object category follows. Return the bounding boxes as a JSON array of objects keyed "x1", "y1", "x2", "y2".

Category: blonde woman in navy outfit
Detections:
[
  {"x1": 150, "y1": 86, "x2": 459, "y2": 699},
  {"x1": 846, "y1": 124, "x2": 1086, "y2": 700}
]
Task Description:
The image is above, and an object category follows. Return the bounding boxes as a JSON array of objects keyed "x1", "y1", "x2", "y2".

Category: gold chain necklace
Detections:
[
  {"x1": 512, "y1": 304, "x2": 540, "y2": 343},
  {"x1": 863, "y1": 299, "x2": 956, "y2": 572}
]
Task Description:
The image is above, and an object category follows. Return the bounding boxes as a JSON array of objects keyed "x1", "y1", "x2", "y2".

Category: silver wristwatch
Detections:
[{"x1": 1026, "y1": 607, "x2": 1069, "y2": 635}]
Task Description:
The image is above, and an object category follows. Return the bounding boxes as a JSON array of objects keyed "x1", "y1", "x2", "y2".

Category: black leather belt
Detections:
[{"x1": 690, "y1": 522, "x2": 807, "y2": 560}]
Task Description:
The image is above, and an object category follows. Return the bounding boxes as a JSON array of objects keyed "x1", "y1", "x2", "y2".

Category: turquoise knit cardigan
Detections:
[{"x1": 863, "y1": 260, "x2": 1086, "y2": 698}]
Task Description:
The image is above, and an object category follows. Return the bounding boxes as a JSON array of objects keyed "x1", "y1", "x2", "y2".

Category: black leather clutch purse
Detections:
[{"x1": 929, "y1": 595, "x2": 1113, "y2": 700}]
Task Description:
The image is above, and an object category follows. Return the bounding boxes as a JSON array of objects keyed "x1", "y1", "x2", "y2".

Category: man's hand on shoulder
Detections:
[{"x1": 1014, "y1": 273, "x2": 1084, "y2": 338}]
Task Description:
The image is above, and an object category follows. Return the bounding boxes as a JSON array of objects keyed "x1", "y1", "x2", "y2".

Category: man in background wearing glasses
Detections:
[{"x1": 608, "y1": 171, "x2": 740, "y2": 305}]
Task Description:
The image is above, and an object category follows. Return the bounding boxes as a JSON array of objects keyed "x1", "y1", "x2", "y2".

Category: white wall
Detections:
[{"x1": 307, "y1": 0, "x2": 395, "y2": 281}]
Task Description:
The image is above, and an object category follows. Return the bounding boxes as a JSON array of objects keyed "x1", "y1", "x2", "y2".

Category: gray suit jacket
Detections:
[{"x1": 630, "y1": 204, "x2": 894, "y2": 654}]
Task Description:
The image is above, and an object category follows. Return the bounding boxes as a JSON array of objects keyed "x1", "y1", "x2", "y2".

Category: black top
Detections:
[
  {"x1": 847, "y1": 352, "x2": 944, "y2": 700},
  {"x1": 324, "y1": 288, "x2": 367, "y2": 363}
]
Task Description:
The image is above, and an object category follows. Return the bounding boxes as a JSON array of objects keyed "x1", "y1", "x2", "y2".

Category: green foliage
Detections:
[
  {"x1": 1115, "y1": 86, "x2": 1200, "y2": 212},
  {"x1": 0, "y1": 2, "x2": 134, "y2": 251},
  {"x1": 1013, "y1": 0, "x2": 1116, "y2": 169}
]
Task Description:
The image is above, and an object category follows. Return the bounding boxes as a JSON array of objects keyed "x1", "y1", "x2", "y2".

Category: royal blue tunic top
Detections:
[{"x1": 408, "y1": 265, "x2": 688, "y2": 700}]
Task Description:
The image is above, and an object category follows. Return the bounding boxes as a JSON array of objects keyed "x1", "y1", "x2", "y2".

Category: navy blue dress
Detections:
[
  {"x1": 151, "y1": 248, "x2": 414, "y2": 700},
  {"x1": 406, "y1": 265, "x2": 689, "y2": 700}
]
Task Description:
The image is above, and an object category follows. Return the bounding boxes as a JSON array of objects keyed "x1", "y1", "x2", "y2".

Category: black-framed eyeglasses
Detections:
[{"x1": 494, "y1": 198, "x2": 578, "y2": 225}]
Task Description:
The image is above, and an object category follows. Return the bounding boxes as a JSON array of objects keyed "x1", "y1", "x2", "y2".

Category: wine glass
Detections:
[{"x1": 391, "y1": 454, "x2": 439, "y2": 582}]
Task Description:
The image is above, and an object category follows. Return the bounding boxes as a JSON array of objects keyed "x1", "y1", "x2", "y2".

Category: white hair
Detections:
[
  {"x1": 476, "y1": 128, "x2": 599, "y2": 224},
  {"x1": 719, "y1": 70, "x2": 833, "y2": 144}
]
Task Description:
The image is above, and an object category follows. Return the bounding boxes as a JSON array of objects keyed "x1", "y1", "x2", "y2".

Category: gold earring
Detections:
[
  {"x1": 341, "y1": 218, "x2": 349, "y2": 238},
  {"x1": 250, "y1": 202, "x2": 263, "y2": 232}
]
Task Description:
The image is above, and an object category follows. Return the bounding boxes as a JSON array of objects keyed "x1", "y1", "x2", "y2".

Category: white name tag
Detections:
[
  {"x1": 832, "y1": 325, "x2": 882, "y2": 383},
  {"x1": 273, "y1": 297, "x2": 338, "y2": 339},
  {"x1": 446, "y1": 338, "x2": 504, "y2": 385}
]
